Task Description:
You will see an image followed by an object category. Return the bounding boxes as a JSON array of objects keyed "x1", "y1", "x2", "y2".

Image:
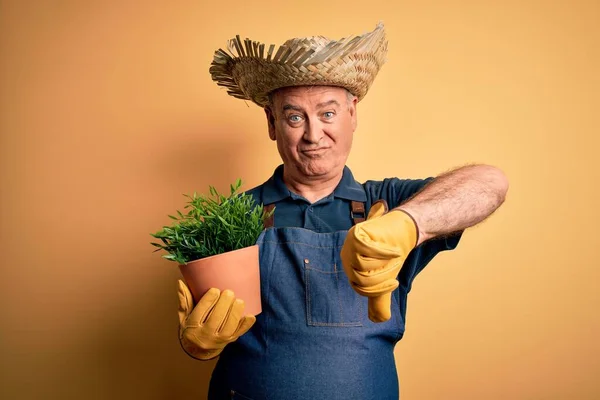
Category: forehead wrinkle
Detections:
[{"x1": 316, "y1": 99, "x2": 341, "y2": 109}]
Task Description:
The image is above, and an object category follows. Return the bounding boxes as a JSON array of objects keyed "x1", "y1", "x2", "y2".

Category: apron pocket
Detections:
[{"x1": 305, "y1": 263, "x2": 363, "y2": 327}]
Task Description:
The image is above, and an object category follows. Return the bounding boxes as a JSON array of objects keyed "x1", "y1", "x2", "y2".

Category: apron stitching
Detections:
[
  {"x1": 304, "y1": 264, "x2": 363, "y2": 327},
  {"x1": 304, "y1": 268, "x2": 340, "y2": 274},
  {"x1": 307, "y1": 322, "x2": 362, "y2": 327},
  {"x1": 333, "y1": 263, "x2": 345, "y2": 324},
  {"x1": 305, "y1": 267, "x2": 312, "y2": 325},
  {"x1": 261, "y1": 240, "x2": 345, "y2": 249},
  {"x1": 262, "y1": 234, "x2": 278, "y2": 349}
]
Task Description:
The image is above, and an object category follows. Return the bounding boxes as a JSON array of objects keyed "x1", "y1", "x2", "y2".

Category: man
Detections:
[{"x1": 177, "y1": 23, "x2": 508, "y2": 399}]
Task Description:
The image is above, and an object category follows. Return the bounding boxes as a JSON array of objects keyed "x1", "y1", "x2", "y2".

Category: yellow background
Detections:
[{"x1": 1, "y1": 1, "x2": 598, "y2": 399}]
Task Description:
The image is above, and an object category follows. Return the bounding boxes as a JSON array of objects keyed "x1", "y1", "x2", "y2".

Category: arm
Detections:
[
  {"x1": 341, "y1": 164, "x2": 508, "y2": 322},
  {"x1": 397, "y1": 164, "x2": 509, "y2": 246}
]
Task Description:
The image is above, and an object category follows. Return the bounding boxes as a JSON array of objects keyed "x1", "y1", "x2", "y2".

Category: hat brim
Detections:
[{"x1": 210, "y1": 23, "x2": 388, "y2": 107}]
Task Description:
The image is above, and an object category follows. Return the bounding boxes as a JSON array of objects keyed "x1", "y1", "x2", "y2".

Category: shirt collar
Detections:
[
  {"x1": 262, "y1": 165, "x2": 291, "y2": 204},
  {"x1": 333, "y1": 166, "x2": 368, "y2": 201},
  {"x1": 262, "y1": 164, "x2": 367, "y2": 204}
]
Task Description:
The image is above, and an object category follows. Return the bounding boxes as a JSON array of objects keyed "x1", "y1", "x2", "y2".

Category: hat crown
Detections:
[{"x1": 281, "y1": 36, "x2": 330, "y2": 53}]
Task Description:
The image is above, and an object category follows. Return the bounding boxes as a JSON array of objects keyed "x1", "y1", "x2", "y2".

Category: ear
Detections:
[
  {"x1": 349, "y1": 96, "x2": 358, "y2": 132},
  {"x1": 264, "y1": 107, "x2": 276, "y2": 141}
]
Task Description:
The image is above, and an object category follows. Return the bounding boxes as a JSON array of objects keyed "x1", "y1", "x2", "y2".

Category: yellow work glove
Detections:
[
  {"x1": 341, "y1": 201, "x2": 419, "y2": 323},
  {"x1": 178, "y1": 280, "x2": 256, "y2": 360}
]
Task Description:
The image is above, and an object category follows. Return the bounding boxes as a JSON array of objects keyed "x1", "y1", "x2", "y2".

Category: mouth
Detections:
[{"x1": 301, "y1": 147, "x2": 329, "y2": 155}]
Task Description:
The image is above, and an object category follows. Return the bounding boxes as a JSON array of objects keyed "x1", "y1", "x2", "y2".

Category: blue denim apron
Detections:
[{"x1": 208, "y1": 212, "x2": 406, "y2": 399}]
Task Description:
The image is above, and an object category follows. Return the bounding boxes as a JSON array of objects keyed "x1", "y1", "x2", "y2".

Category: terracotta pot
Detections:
[{"x1": 179, "y1": 245, "x2": 262, "y2": 316}]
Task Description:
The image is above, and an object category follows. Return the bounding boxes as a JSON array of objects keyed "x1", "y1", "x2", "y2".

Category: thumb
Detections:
[
  {"x1": 367, "y1": 200, "x2": 388, "y2": 220},
  {"x1": 177, "y1": 280, "x2": 194, "y2": 326},
  {"x1": 368, "y1": 293, "x2": 393, "y2": 323},
  {"x1": 233, "y1": 315, "x2": 257, "y2": 339}
]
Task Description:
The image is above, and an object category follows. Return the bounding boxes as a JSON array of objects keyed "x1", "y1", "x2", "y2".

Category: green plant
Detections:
[{"x1": 150, "y1": 179, "x2": 273, "y2": 264}]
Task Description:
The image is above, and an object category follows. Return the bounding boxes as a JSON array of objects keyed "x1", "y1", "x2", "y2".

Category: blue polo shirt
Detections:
[{"x1": 246, "y1": 165, "x2": 461, "y2": 290}]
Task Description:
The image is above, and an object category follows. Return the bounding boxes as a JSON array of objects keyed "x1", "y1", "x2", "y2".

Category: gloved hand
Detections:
[
  {"x1": 178, "y1": 280, "x2": 256, "y2": 360},
  {"x1": 341, "y1": 200, "x2": 419, "y2": 323}
]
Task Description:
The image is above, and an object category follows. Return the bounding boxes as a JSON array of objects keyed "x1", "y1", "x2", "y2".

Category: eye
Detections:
[
  {"x1": 288, "y1": 115, "x2": 303, "y2": 123},
  {"x1": 323, "y1": 111, "x2": 335, "y2": 119}
]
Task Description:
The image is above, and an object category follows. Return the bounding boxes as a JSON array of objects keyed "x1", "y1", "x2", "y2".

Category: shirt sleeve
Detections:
[{"x1": 363, "y1": 177, "x2": 462, "y2": 292}]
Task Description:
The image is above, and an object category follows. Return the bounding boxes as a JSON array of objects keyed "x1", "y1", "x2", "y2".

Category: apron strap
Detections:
[
  {"x1": 262, "y1": 201, "x2": 367, "y2": 229},
  {"x1": 263, "y1": 204, "x2": 276, "y2": 229},
  {"x1": 350, "y1": 201, "x2": 366, "y2": 224}
]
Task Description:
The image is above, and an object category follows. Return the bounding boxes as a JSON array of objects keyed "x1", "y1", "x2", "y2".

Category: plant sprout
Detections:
[{"x1": 151, "y1": 179, "x2": 273, "y2": 264}]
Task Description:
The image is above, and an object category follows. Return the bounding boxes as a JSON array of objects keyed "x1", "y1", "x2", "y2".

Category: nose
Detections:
[{"x1": 303, "y1": 120, "x2": 324, "y2": 144}]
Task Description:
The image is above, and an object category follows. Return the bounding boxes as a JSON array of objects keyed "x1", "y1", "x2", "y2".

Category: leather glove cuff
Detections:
[{"x1": 391, "y1": 208, "x2": 420, "y2": 247}]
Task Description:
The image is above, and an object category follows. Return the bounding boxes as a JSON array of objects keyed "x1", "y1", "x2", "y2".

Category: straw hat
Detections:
[{"x1": 209, "y1": 23, "x2": 388, "y2": 107}]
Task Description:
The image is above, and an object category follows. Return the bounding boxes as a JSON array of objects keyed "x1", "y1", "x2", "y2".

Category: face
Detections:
[{"x1": 265, "y1": 86, "x2": 358, "y2": 181}]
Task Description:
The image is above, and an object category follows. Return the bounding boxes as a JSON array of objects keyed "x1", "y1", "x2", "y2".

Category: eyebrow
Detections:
[
  {"x1": 282, "y1": 104, "x2": 304, "y2": 112},
  {"x1": 316, "y1": 99, "x2": 341, "y2": 109},
  {"x1": 281, "y1": 99, "x2": 341, "y2": 113}
]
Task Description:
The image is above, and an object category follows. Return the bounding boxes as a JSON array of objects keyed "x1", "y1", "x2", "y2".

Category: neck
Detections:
[{"x1": 283, "y1": 167, "x2": 344, "y2": 204}]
